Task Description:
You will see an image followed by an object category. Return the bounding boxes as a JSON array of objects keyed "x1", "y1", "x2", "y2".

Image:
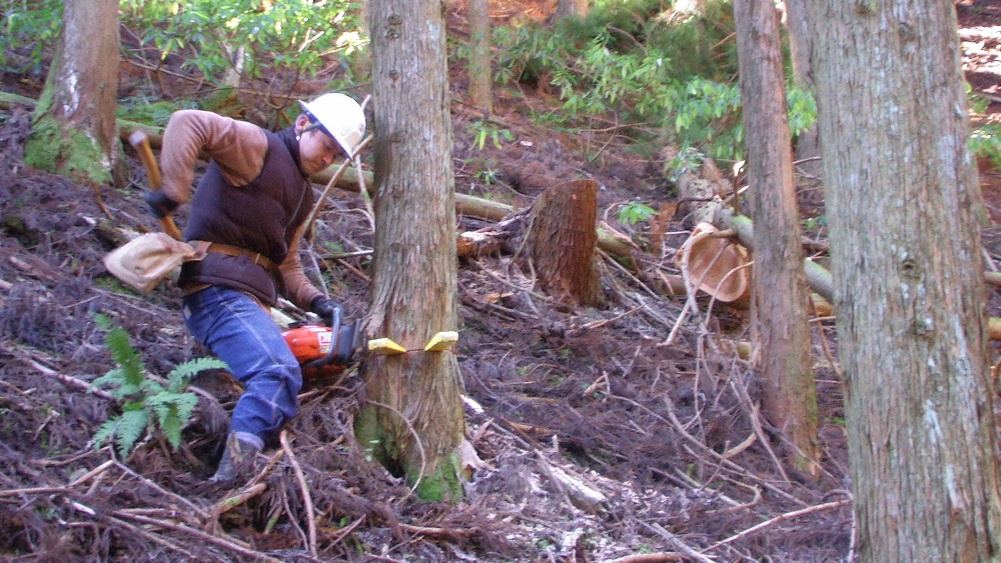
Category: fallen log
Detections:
[
  {"x1": 714, "y1": 207, "x2": 1001, "y2": 340},
  {"x1": 312, "y1": 166, "x2": 639, "y2": 260},
  {"x1": 715, "y1": 208, "x2": 833, "y2": 302}
]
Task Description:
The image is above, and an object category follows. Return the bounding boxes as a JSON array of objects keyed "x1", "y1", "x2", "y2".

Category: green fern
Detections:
[{"x1": 90, "y1": 314, "x2": 227, "y2": 458}]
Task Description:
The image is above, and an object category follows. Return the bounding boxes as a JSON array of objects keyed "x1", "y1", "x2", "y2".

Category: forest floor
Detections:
[{"x1": 1, "y1": 2, "x2": 1000, "y2": 562}]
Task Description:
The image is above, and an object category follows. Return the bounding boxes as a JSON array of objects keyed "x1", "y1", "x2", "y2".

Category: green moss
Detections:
[
  {"x1": 200, "y1": 86, "x2": 241, "y2": 115},
  {"x1": 411, "y1": 451, "x2": 464, "y2": 503},
  {"x1": 118, "y1": 100, "x2": 188, "y2": 128},
  {"x1": 23, "y1": 116, "x2": 113, "y2": 186},
  {"x1": 356, "y1": 405, "x2": 465, "y2": 503}
]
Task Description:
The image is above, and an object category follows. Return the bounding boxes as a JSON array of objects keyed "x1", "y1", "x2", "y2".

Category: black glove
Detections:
[
  {"x1": 145, "y1": 190, "x2": 180, "y2": 219},
  {"x1": 310, "y1": 296, "x2": 343, "y2": 327}
]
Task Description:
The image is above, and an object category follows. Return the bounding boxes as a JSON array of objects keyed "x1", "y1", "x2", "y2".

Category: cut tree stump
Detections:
[{"x1": 526, "y1": 179, "x2": 602, "y2": 306}]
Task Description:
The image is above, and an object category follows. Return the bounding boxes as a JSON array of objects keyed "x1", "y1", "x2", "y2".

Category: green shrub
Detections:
[
  {"x1": 1, "y1": 0, "x2": 63, "y2": 73},
  {"x1": 119, "y1": 0, "x2": 367, "y2": 86}
]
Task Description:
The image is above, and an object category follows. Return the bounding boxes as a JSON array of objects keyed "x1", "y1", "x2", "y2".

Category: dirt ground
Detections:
[{"x1": 1, "y1": 2, "x2": 1000, "y2": 562}]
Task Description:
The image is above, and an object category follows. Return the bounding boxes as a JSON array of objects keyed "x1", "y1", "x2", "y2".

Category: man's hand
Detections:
[
  {"x1": 145, "y1": 190, "x2": 180, "y2": 219},
  {"x1": 310, "y1": 296, "x2": 343, "y2": 327}
]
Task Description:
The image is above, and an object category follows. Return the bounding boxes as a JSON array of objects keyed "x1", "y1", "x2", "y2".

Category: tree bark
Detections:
[
  {"x1": 807, "y1": 0, "x2": 1001, "y2": 560},
  {"x1": 525, "y1": 179, "x2": 602, "y2": 306},
  {"x1": 468, "y1": 0, "x2": 492, "y2": 113},
  {"x1": 551, "y1": 0, "x2": 589, "y2": 21},
  {"x1": 24, "y1": 0, "x2": 123, "y2": 188},
  {"x1": 360, "y1": 0, "x2": 466, "y2": 502},
  {"x1": 783, "y1": 0, "x2": 822, "y2": 181},
  {"x1": 734, "y1": 0, "x2": 819, "y2": 477}
]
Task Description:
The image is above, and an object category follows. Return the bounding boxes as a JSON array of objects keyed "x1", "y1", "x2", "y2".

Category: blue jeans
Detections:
[{"x1": 181, "y1": 286, "x2": 302, "y2": 449}]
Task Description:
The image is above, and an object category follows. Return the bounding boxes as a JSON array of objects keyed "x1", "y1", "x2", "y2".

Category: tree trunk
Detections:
[
  {"x1": 468, "y1": 0, "x2": 492, "y2": 113},
  {"x1": 551, "y1": 0, "x2": 589, "y2": 21},
  {"x1": 807, "y1": 0, "x2": 1001, "y2": 560},
  {"x1": 361, "y1": 0, "x2": 466, "y2": 502},
  {"x1": 526, "y1": 179, "x2": 602, "y2": 306},
  {"x1": 783, "y1": 0, "x2": 822, "y2": 181},
  {"x1": 733, "y1": 0, "x2": 819, "y2": 477},
  {"x1": 24, "y1": 0, "x2": 123, "y2": 188}
]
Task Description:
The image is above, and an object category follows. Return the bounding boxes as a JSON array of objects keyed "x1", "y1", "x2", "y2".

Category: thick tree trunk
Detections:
[
  {"x1": 734, "y1": 0, "x2": 819, "y2": 477},
  {"x1": 361, "y1": 0, "x2": 466, "y2": 502},
  {"x1": 807, "y1": 0, "x2": 1001, "y2": 560},
  {"x1": 468, "y1": 0, "x2": 492, "y2": 113},
  {"x1": 24, "y1": 0, "x2": 122, "y2": 188},
  {"x1": 525, "y1": 179, "x2": 602, "y2": 306}
]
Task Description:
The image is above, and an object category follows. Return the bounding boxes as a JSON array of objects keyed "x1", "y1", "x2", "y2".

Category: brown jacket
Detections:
[{"x1": 160, "y1": 110, "x2": 323, "y2": 309}]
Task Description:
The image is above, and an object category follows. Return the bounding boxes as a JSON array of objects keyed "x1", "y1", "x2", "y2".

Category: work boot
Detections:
[{"x1": 211, "y1": 432, "x2": 263, "y2": 483}]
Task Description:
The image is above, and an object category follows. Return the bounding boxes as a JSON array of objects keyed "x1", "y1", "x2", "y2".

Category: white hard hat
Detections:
[{"x1": 298, "y1": 93, "x2": 366, "y2": 157}]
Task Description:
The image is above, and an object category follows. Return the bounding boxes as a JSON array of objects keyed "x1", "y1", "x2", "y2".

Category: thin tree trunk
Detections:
[
  {"x1": 807, "y1": 0, "x2": 1001, "y2": 559},
  {"x1": 783, "y1": 0, "x2": 822, "y2": 181},
  {"x1": 468, "y1": 0, "x2": 492, "y2": 113},
  {"x1": 361, "y1": 0, "x2": 466, "y2": 502},
  {"x1": 551, "y1": 0, "x2": 589, "y2": 21},
  {"x1": 24, "y1": 0, "x2": 122, "y2": 188},
  {"x1": 734, "y1": 0, "x2": 819, "y2": 477}
]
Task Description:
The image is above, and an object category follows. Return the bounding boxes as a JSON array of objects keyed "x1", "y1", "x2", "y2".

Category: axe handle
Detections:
[{"x1": 128, "y1": 130, "x2": 182, "y2": 240}]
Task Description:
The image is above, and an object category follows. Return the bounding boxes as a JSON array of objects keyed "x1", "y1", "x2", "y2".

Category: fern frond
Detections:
[
  {"x1": 167, "y1": 357, "x2": 228, "y2": 392},
  {"x1": 148, "y1": 392, "x2": 198, "y2": 448},
  {"x1": 91, "y1": 368, "x2": 127, "y2": 397},
  {"x1": 103, "y1": 325, "x2": 146, "y2": 388},
  {"x1": 92, "y1": 417, "x2": 120, "y2": 450},
  {"x1": 116, "y1": 404, "x2": 148, "y2": 458}
]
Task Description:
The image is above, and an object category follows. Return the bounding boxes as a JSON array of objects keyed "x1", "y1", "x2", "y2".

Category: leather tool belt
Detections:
[{"x1": 204, "y1": 242, "x2": 279, "y2": 276}]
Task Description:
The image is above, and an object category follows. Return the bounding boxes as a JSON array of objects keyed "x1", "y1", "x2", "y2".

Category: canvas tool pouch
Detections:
[{"x1": 103, "y1": 233, "x2": 210, "y2": 293}]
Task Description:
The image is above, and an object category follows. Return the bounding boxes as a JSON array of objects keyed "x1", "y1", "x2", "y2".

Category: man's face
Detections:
[{"x1": 298, "y1": 119, "x2": 345, "y2": 176}]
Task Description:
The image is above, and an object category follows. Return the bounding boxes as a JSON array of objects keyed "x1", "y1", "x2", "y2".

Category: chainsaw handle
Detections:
[
  {"x1": 303, "y1": 307, "x2": 345, "y2": 370},
  {"x1": 128, "y1": 130, "x2": 182, "y2": 241}
]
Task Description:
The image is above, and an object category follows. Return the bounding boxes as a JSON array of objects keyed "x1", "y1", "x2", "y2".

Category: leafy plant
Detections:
[
  {"x1": 971, "y1": 123, "x2": 1001, "y2": 171},
  {"x1": 90, "y1": 314, "x2": 226, "y2": 458},
  {"x1": 468, "y1": 120, "x2": 514, "y2": 150},
  {"x1": 1, "y1": 0, "x2": 63, "y2": 73},
  {"x1": 487, "y1": 2, "x2": 813, "y2": 166},
  {"x1": 618, "y1": 200, "x2": 656, "y2": 226},
  {"x1": 119, "y1": 0, "x2": 367, "y2": 86}
]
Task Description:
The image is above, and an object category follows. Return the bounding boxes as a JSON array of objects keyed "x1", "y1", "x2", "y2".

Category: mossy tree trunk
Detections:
[
  {"x1": 359, "y1": 0, "x2": 466, "y2": 502},
  {"x1": 733, "y1": 0, "x2": 820, "y2": 478},
  {"x1": 807, "y1": 0, "x2": 1001, "y2": 560},
  {"x1": 24, "y1": 0, "x2": 124, "y2": 188}
]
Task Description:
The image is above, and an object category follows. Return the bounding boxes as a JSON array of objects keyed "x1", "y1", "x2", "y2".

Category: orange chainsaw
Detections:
[{"x1": 283, "y1": 307, "x2": 361, "y2": 379}]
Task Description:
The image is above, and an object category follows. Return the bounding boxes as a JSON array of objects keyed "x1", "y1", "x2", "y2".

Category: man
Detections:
[{"x1": 146, "y1": 93, "x2": 366, "y2": 482}]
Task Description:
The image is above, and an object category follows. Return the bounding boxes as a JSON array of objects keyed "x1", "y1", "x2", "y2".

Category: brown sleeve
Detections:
[
  {"x1": 279, "y1": 223, "x2": 325, "y2": 311},
  {"x1": 159, "y1": 110, "x2": 268, "y2": 204}
]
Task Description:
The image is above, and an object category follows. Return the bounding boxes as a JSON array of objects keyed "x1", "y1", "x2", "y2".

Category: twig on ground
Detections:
[
  {"x1": 603, "y1": 553, "x2": 685, "y2": 563},
  {"x1": 726, "y1": 372, "x2": 790, "y2": 483},
  {"x1": 703, "y1": 499, "x2": 851, "y2": 553},
  {"x1": 112, "y1": 460, "x2": 211, "y2": 521},
  {"x1": 663, "y1": 397, "x2": 807, "y2": 507},
  {"x1": 280, "y1": 430, "x2": 318, "y2": 558},
  {"x1": 100, "y1": 516, "x2": 201, "y2": 560},
  {"x1": 638, "y1": 520, "x2": 715, "y2": 563},
  {"x1": 113, "y1": 510, "x2": 284, "y2": 562}
]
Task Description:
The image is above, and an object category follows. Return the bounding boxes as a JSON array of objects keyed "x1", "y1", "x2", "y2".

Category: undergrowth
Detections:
[{"x1": 89, "y1": 314, "x2": 226, "y2": 459}]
